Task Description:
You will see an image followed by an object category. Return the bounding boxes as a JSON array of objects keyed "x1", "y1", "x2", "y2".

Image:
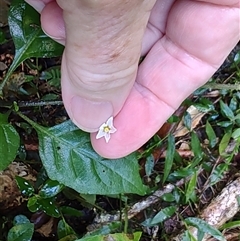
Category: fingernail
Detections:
[
  {"x1": 42, "y1": 28, "x2": 65, "y2": 45},
  {"x1": 71, "y1": 96, "x2": 114, "y2": 132},
  {"x1": 25, "y1": 0, "x2": 45, "y2": 12}
]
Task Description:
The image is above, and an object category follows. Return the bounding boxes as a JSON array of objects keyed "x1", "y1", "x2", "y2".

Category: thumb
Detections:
[{"x1": 41, "y1": 0, "x2": 155, "y2": 132}]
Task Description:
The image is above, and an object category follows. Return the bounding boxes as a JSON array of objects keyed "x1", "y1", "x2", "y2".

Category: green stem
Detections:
[{"x1": 124, "y1": 198, "x2": 128, "y2": 234}]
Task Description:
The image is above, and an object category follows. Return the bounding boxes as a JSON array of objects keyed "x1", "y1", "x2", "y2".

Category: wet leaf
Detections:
[
  {"x1": 37, "y1": 198, "x2": 60, "y2": 218},
  {"x1": 19, "y1": 114, "x2": 147, "y2": 195},
  {"x1": 15, "y1": 176, "x2": 35, "y2": 197},
  {"x1": 185, "y1": 217, "x2": 226, "y2": 241},
  {"x1": 0, "y1": 0, "x2": 63, "y2": 93},
  {"x1": 27, "y1": 196, "x2": 39, "y2": 212},
  {"x1": 0, "y1": 113, "x2": 20, "y2": 171},
  {"x1": 39, "y1": 179, "x2": 65, "y2": 198}
]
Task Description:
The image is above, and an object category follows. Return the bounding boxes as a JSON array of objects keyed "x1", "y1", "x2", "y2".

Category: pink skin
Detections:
[{"x1": 25, "y1": 0, "x2": 240, "y2": 158}]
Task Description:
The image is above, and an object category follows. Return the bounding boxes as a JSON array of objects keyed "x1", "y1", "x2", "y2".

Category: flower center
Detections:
[{"x1": 103, "y1": 126, "x2": 111, "y2": 133}]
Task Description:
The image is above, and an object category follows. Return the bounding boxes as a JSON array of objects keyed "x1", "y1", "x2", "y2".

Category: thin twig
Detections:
[{"x1": 0, "y1": 100, "x2": 63, "y2": 108}]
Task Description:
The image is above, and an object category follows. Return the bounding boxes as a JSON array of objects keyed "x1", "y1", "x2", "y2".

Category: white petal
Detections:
[
  {"x1": 106, "y1": 116, "x2": 114, "y2": 126},
  {"x1": 104, "y1": 132, "x2": 111, "y2": 143},
  {"x1": 96, "y1": 129, "x2": 105, "y2": 139},
  {"x1": 110, "y1": 126, "x2": 117, "y2": 133}
]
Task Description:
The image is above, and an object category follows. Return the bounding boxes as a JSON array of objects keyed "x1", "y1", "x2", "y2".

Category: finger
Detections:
[
  {"x1": 40, "y1": 1, "x2": 65, "y2": 44},
  {"x1": 59, "y1": 0, "x2": 156, "y2": 132},
  {"x1": 91, "y1": 0, "x2": 239, "y2": 158},
  {"x1": 25, "y1": 0, "x2": 53, "y2": 12}
]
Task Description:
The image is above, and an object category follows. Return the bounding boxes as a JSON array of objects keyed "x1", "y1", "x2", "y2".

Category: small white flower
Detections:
[{"x1": 96, "y1": 116, "x2": 117, "y2": 143}]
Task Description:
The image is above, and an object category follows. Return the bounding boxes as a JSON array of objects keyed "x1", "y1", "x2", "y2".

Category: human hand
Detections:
[{"x1": 25, "y1": 0, "x2": 240, "y2": 158}]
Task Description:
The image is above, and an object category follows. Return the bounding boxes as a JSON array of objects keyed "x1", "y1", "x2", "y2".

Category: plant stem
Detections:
[{"x1": 124, "y1": 198, "x2": 128, "y2": 234}]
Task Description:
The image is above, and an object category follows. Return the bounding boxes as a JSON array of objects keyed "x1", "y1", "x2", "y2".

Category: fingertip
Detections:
[
  {"x1": 40, "y1": 1, "x2": 66, "y2": 43},
  {"x1": 70, "y1": 96, "x2": 114, "y2": 132},
  {"x1": 25, "y1": 0, "x2": 45, "y2": 12}
]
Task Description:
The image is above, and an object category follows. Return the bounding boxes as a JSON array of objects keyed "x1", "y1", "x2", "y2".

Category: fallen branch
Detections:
[
  {"x1": 93, "y1": 174, "x2": 196, "y2": 224},
  {"x1": 172, "y1": 177, "x2": 240, "y2": 241}
]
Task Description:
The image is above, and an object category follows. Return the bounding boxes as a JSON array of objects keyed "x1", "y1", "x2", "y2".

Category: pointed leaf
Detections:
[
  {"x1": 185, "y1": 217, "x2": 226, "y2": 241},
  {"x1": 191, "y1": 132, "x2": 203, "y2": 160},
  {"x1": 77, "y1": 232, "x2": 142, "y2": 241},
  {"x1": 15, "y1": 176, "x2": 35, "y2": 197},
  {"x1": 185, "y1": 171, "x2": 197, "y2": 203},
  {"x1": 7, "y1": 216, "x2": 34, "y2": 241},
  {"x1": 18, "y1": 114, "x2": 147, "y2": 195},
  {"x1": 39, "y1": 179, "x2": 65, "y2": 198},
  {"x1": 163, "y1": 134, "x2": 175, "y2": 183},
  {"x1": 220, "y1": 100, "x2": 235, "y2": 121},
  {"x1": 0, "y1": 113, "x2": 20, "y2": 170},
  {"x1": 219, "y1": 131, "x2": 232, "y2": 156},
  {"x1": 142, "y1": 206, "x2": 176, "y2": 227},
  {"x1": 205, "y1": 121, "x2": 217, "y2": 148},
  {"x1": 0, "y1": 0, "x2": 63, "y2": 93}
]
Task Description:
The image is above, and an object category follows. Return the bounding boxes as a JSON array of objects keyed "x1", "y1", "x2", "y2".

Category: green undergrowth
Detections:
[{"x1": 0, "y1": 0, "x2": 240, "y2": 241}]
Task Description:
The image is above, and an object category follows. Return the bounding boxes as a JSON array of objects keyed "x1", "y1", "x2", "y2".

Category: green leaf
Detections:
[
  {"x1": 84, "y1": 222, "x2": 122, "y2": 237},
  {"x1": 220, "y1": 100, "x2": 235, "y2": 121},
  {"x1": 168, "y1": 167, "x2": 197, "y2": 182},
  {"x1": 13, "y1": 215, "x2": 30, "y2": 226},
  {"x1": 7, "y1": 216, "x2": 34, "y2": 241},
  {"x1": 15, "y1": 176, "x2": 35, "y2": 197},
  {"x1": 220, "y1": 220, "x2": 240, "y2": 230},
  {"x1": 205, "y1": 121, "x2": 217, "y2": 148},
  {"x1": 37, "y1": 198, "x2": 61, "y2": 218},
  {"x1": 163, "y1": 134, "x2": 175, "y2": 183},
  {"x1": 232, "y1": 128, "x2": 240, "y2": 140},
  {"x1": 78, "y1": 233, "x2": 142, "y2": 241},
  {"x1": 161, "y1": 193, "x2": 175, "y2": 202},
  {"x1": 183, "y1": 111, "x2": 192, "y2": 130},
  {"x1": 185, "y1": 217, "x2": 226, "y2": 241},
  {"x1": 145, "y1": 155, "x2": 154, "y2": 177},
  {"x1": 57, "y1": 220, "x2": 76, "y2": 240},
  {"x1": 0, "y1": 113, "x2": 20, "y2": 171},
  {"x1": 0, "y1": 0, "x2": 64, "y2": 94},
  {"x1": 185, "y1": 171, "x2": 197, "y2": 203},
  {"x1": 219, "y1": 131, "x2": 232, "y2": 156},
  {"x1": 19, "y1": 115, "x2": 147, "y2": 195},
  {"x1": 191, "y1": 132, "x2": 203, "y2": 160},
  {"x1": 182, "y1": 231, "x2": 198, "y2": 241},
  {"x1": 142, "y1": 206, "x2": 176, "y2": 227},
  {"x1": 39, "y1": 179, "x2": 65, "y2": 198},
  {"x1": 60, "y1": 206, "x2": 84, "y2": 217},
  {"x1": 209, "y1": 163, "x2": 229, "y2": 186}
]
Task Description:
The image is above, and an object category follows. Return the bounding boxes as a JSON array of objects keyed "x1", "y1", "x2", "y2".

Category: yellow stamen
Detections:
[{"x1": 104, "y1": 126, "x2": 111, "y2": 133}]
